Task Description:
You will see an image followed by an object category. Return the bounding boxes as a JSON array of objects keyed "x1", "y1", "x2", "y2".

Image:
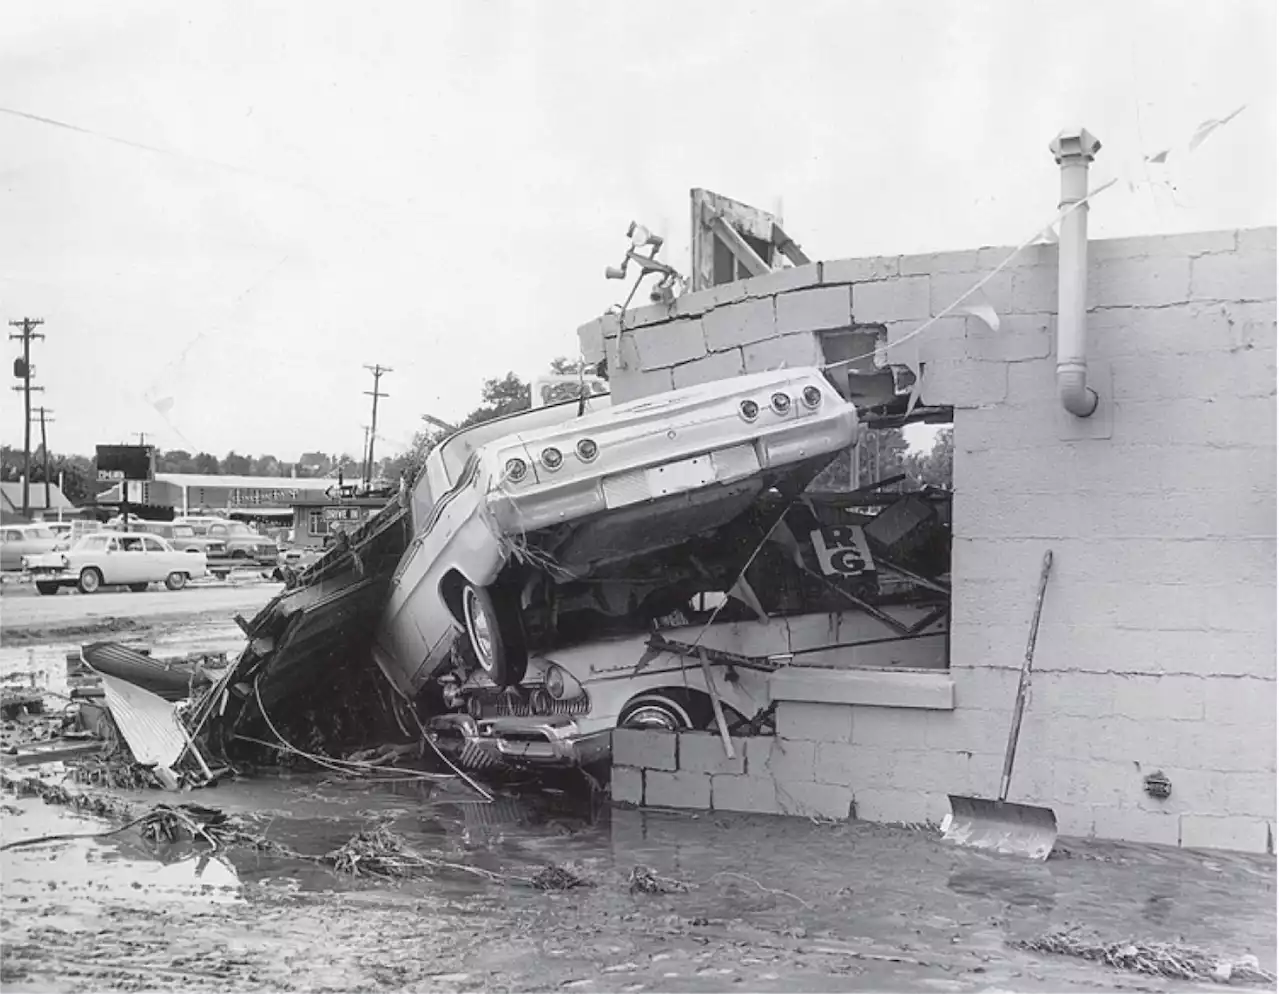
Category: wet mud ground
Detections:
[
  {"x1": 2, "y1": 602, "x2": 1275, "y2": 993},
  {"x1": 2, "y1": 771, "x2": 1275, "y2": 994}
]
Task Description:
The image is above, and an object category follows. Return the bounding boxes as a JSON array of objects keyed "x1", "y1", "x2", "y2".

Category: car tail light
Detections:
[
  {"x1": 740, "y1": 399, "x2": 759, "y2": 422},
  {"x1": 770, "y1": 392, "x2": 791, "y2": 415},
  {"x1": 505, "y1": 458, "x2": 528, "y2": 482},
  {"x1": 802, "y1": 385, "x2": 822, "y2": 408},
  {"x1": 575, "y1": 439, "x2": 598, "y2": 462},
  {"x1": 541, "y1": 447, "x2": 563, "y2": 471}
]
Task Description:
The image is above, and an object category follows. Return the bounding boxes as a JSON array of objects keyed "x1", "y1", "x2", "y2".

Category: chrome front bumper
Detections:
[{"x1": 426, "y1": 713, "x2": 610, "y2": 769}]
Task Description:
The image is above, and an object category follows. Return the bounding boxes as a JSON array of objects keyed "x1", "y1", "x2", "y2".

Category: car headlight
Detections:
[{"x1": 543, "y1": 664, "x2": 583, "y2": 701}]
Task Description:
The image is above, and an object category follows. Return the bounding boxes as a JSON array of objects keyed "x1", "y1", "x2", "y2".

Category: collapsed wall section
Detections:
[{"x1": 586, "y1": 227, "x2": 1277, "y2": 854}]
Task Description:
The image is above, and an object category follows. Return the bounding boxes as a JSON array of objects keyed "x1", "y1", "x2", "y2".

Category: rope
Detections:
[{"x1": 0, "y1": 812, "x2": 153, "y2": 852}]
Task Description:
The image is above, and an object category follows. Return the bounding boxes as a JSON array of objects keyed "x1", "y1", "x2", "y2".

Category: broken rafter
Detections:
[
  {"x1": 771, "y1": 223, "x2": 810, "y2": 266},
  {"x1": 701, "y1": 205, "x2": 771, "y2": 278}
]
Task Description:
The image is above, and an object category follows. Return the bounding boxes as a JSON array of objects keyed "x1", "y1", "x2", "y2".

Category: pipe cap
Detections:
[{"x1": 1049, "y1": 128, "x2": 1101, "y2": 164}]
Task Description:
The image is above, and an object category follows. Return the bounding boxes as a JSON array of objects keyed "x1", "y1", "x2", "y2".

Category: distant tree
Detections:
[
  {"x1": 155, "y1": 449, "x2": 197, "y2": 473},
  {"x1": 251, "y1": 454, "x2": 282, "y2": 476},
  {"x1": 905, "y1": 426, "x2": 954, "y2": 489},
  {"x1": 457, "y1": 372, "x2": 532, "y2": 429},
  {"x1": 192, "y1": 452, "x2": 221, "y2": 475},
  {"x1": 809, "y1": 427, "x2": 911, "y2": 493},
  {"x1": 53, "y1": 455, "x2": 95, "y2": 504},
  {"x1": 222, "y1": 451, "x2": 252, "y2": 475},
  {"x1": 298, "y1": 451, "x2": 332, "y2": 477}
]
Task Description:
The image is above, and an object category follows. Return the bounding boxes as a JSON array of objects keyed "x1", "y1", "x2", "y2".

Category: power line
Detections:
[
  {"x1": 363, "y1": 364, "x2": 391, "y2": 487},
  {"x1": 9, "y1": 317, "x2": 45, "y2": 517}
]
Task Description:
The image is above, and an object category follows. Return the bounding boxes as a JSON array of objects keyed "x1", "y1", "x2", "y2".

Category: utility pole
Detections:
[
  {"x1": 360, "y1": 425, "x2": 371, "y2": 485},
  {"x1": 363, "y1": 364, "x2": 391, "y2": 487},
  {"x1": 9, "y1": 318, "x2": 45, "y2": 518},
  {"x1": 31, "y1": 407, "x2": 54, "y2": 514}
]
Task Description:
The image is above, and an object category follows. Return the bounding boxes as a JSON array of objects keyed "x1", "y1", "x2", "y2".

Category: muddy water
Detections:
[{"x1": 3, "y1": 769, "x2": 1275, "y2": 993}]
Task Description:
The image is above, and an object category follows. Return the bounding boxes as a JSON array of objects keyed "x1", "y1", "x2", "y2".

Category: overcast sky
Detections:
[{"x1": 1, "y1": 0, "x2": 1275, "y2": 462}]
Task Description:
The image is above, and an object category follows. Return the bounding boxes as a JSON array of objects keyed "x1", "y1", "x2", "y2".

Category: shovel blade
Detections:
[{"x1": 940, "y1": 795, "x2": 1058, "y2": 861}]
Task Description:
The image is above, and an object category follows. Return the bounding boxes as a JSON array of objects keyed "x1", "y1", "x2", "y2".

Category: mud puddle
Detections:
[{"x1": 4, "y1": 767, "x2": 1275, "y2": 992}]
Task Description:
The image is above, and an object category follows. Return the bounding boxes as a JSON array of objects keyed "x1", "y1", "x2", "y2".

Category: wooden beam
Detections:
[
  {"x1": 703, "y1": 206, "x2": 771, "y2": 278},
  {"x1": 772, "y1": 223, "x2": 810, "y2": 265}
]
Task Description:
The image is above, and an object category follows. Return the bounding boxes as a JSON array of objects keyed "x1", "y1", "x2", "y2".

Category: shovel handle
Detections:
[{"x1": 998, "y1": 550, "x2": 1053, "y2": 802}]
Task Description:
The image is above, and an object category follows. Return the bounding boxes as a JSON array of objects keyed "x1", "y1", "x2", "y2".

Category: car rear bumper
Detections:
[{"x1": 425, "y1": 713, "x2": 611, "y2": 770}]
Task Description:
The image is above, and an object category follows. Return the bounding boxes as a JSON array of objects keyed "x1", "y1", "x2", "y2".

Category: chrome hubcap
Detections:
[
  {"x1": 464, "y1": 589, "x2": 494, "y2": 669},
  {"x1": 622, "y1": 705, "x2": 682, "y2": 731}
]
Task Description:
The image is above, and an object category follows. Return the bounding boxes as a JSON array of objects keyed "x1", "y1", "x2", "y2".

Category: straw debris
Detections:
[{"x1": 1014, "y1": 931, "x2": 1276, "y2": 985}]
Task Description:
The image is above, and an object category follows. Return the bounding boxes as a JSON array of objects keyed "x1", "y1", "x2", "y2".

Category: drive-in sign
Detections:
[{"x1": 809, "y1": 525, "x2": 876, "y2": 578}]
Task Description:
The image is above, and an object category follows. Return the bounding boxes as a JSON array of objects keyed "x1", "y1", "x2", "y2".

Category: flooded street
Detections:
[
  {"x1": 4, "y1": 768, "x2": 1276, "y2": 993},
  {"x1": 3, "y1": 599, "x2": 1275, "y2": 993}
]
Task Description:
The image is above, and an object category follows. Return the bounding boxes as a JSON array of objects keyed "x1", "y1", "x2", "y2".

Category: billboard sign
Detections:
[{"x1": 96, "y1": 444, "x2": 154, "y2": 483}]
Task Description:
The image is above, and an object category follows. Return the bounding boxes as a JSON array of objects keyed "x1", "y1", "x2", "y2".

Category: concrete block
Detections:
[
  {"x1": 578, "y1": 314, "x2": 620, "y2": 364},
  {"x1": 1112, "y1": 396, "x2": 1277, "y2": 451},
  {"x1": 812, "y1": 741, "x2": 862, "y2": 787},
  {"x1": 775, "y1": 286, "x2": 853, "y2": 334},
  {"x1": 623, "y1": 299, "x2": 682, "y2": 330},
  {"x1": 1180, "y1": 814, "x2": 1271, "y2": 853},
  {"x1": 1224, "y1": 301, "x2": 1277, "y2": 350},
  {"x1": 1087, "y1": 257, "x2": 1192, "y2": 309},
  {"x1": 900, "y1": 249, "x2": 981, "y2": 276},
  {"x1": 745, "y1": 737, "x2": 816, "y2": 782},
  {"x1": 644, "y1": 769, "x2": 711, "y2": 810},
  {"x1": 742, "y1": 333, "x2": 823, "y2": 371},
  {"x1": 1223, "y1": 771, "x2": 1279, "y2": 819},
  {"x1": 632, "y1": 318, "x2": 707, "y2": 370},
  {"x1": 769, "y1": 668, "x2": 955, "y2": 710},
  {"x1": 671, "y1": 348, "x2": 744, "y2": 389},
  {"x1": 884, "y1": 317, "x2": 967, "y2": 363},
  {"x1": 1202, "y1": 677, "x2": 1278, "y2": 727},
  {"x1": 775, "y1": 701, "x2": 852, "y2": 743},
  {"x1": 930, "y1": 270, "x2": 1013, "y2": 316},
  {"x1": 677, "y1": 731, "x2": 746, "y2": 775},
  {"x1": 711, "y1": 774, "x2": 780, "y2": 814},
  {"x1": 1010, "y1": 266, "x2": 1056, "y2": 313},
  {"x1": 919, "y1": 358, "x2": 1009, "y2": 407},
  {"x1": 888, "y1": 748, "x2": 974, "y2": 796},
  {"x1": 1105, "y1": 350, "x2": 1274, "y2": 401},
  {"x1": 611, "y1": 766, "x2": 644, "y2": 806},
  {"x1": 608, "y1": 366, "x2": 674, "y2": 403},
  {"x1": 609, "y1": 330, "x2": 642, "y2": 371},
  {"x1": 675, "y1": 281, "x2": 748, "y2": 318},
  {"x1": 613, "y1": 728, "x2": 676, "y2": 771},
  {"x1": 978, "y1": 243, "x2": 1057, "y2": 271},
  {"x1": 846, "y1": 706, "x2": 931, "y2": 750},
  {"x1": 1192, "y1": 252, "x2": 1277, "y2": 303},
  {"x1": 852, "y1": 275, "x2": 931, "y2": 321},
  {"x1": 964, "y1": 314, "x2": 1052, "y2": 362},
  {"x1": 1237, "y1": 228, "x2": 1277, "y2": 253},
  {"x1": 1088, "y1": 230, "x2": 1238, "y2": 262},
  {"x1": 740, "y1": 263, "x2": 824, "y2": 298},
  {"x1": 1092, "y1": 808, "x2": 1182, "y2": 847},
  {"x1": 1088, "y1": 302, "x2": 1237, "y2": 358},
  {"x1": 702, "y1": 297, "x2": 776, "y2": 351},
  {"x1": 924, "y1": 700, "x2": 1014, "y2": 757},
  {"x1": 775, "y1": 779, "x2": 854, "y2": 820},
  {"x1": 822, "y1": 256, "x2": 900, "y2": 284},
  {"x1": 850, "y1": 788, "x2": 930, "y2": 825}
]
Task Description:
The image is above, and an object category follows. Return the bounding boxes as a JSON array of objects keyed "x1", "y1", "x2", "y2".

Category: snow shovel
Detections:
[{"x1": 941, "y1": 549, "x2": 1058, "y2": 861}]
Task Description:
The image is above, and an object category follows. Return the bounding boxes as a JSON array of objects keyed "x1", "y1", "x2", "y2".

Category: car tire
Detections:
[
  {"x1": 35, "y1": 582, "x2": 59, "y2": 596},
  {"x1": 128, "y1": 582, "x2": 149, "y2": 593},
  {"x1": 461, "y1": 583, "x2": 528, "y2": 688},
  {"x1": 618, "y1": 690, "x2": 714, "y2": 732},
  {"x1": 78, "y1": 568, "x2": 103, "y2": 595},
  {"x1": 165, "y1": 572, "x2": 187, "y2": 591}
]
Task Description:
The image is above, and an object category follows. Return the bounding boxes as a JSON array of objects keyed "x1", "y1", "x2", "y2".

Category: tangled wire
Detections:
[{"x1": 1014, "y1": 931, "x2": 1276, "y2": 986}]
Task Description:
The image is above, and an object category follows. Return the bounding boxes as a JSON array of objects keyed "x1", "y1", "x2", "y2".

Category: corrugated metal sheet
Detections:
[{"x1": 100, "y1": 673, "x2": 187, "y2": 767}]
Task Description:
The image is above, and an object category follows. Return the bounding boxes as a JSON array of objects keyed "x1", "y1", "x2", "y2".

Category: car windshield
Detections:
[
  {"x1": 172, "y1": 525, "x2": 196, "y2": 538},
  {"x1": 26, "y1": 527, "x2": 55, "y2": 539}
]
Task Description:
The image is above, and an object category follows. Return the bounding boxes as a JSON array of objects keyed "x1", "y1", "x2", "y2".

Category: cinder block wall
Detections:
[{"x1": 582, "y1": 228, "x2": 1278, "y2": 853}]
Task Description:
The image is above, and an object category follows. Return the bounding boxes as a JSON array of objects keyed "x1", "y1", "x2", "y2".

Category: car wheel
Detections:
[
  {"x1": 128, "y1": 582, "x2": 149, "y2": 593},
  {"x1": 165, "y1": 571, "x2": 187, "y2": 591},
  {"x1": 460, "y1": 583, "x2": 528, "y2": 687},
  {"x1": 78, "y1": 568, "x2": 103, "y2": 595},
  {"x1": 618, "y1": 690, "x2": 714, "y2": 732},
  {"x1": 35, "y1": 582, "x2": 59, "y2": 596}
]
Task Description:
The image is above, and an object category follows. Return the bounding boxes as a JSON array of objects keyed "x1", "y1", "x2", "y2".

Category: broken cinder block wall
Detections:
[{"x1": 582, "y1": 227, "x2": 1277, "y2": 854}]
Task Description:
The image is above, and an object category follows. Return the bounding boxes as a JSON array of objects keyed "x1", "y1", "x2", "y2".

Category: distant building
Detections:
[
  {"x1": 285, "y1": 494, "x2": 389, "y2": 549},
  {"x1": 0, "y1": 480, "x2": 82, "y2": 524},
  {"x1": 95, "y1": 473, "x2": 334, "y2": 518}
]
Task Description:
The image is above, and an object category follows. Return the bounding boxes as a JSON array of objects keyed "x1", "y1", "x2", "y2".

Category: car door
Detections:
[
  {"x1": 141, "y1": 535, "x2": 174, "y2": 580},
  {"x1": 0, "y1": 529, "x2": 22, "y2": 571},
  {"x1": 112, "y1": 536, "x2": 148, "y2": 584}
]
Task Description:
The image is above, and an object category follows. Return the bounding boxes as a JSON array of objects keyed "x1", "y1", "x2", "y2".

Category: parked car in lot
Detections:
[
  {"x1": 193, "y1": 521, "x2": 279, "y2": 563},
  {"x1": 22, "y1": 531, "x2": 208, "y2": 594},
  {"x1": 1, "y1": 524, "x2": 60, "y2": 572},
  {"x1": 373, "y1": 366, "x2": 862, "y2": 697},
  {"x1": 130, "y1": 520, "x2": 227, "y2": 558}
]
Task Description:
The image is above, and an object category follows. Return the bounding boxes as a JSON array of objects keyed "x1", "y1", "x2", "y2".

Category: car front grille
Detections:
[{"x1": 472, "y1": 687, "x2": 590, "y2": 719}]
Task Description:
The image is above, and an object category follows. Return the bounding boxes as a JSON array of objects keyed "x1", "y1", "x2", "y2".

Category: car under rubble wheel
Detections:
[
  {"x1": 35, "y1": 582, "x2": 58, "y2": 596},
  {"x1": 128, "y1": 583, "x2": 149, "y2": 593},
  {"x1": 165, "y1": 571, "x2": 187, "y2": 591},
  {"x1": 618, "y1": 690, "x2": 713, "y2": 732},
  {"x1": 461, "y1": 583, "x2": 527, "y2": 688},
  {"x1": 77, "y1": 568, "x2": 102, "y2": 594}
]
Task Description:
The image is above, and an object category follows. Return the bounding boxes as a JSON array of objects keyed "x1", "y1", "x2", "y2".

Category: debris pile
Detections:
[
  {"x1": 323, "y1": 824, "x2": 435, "y2": 879},
  {"x1": 529, "y1": 863, "x2": 592, "y2": 891},
  {"x1": 627, "y1": 865, "x2": 691, "y2": 895},
  {"x1": 1013, "y1": 931, "x2": 1277, "y2": 986}
]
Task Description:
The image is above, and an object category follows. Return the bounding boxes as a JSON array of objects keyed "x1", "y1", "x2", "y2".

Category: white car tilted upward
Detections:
[
  {"x1": 373, "y1": 366, "x2": 862, "y2": 698},
  {"x1": 23, "y1": 531, "x2": 209, "y2": 595}
]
